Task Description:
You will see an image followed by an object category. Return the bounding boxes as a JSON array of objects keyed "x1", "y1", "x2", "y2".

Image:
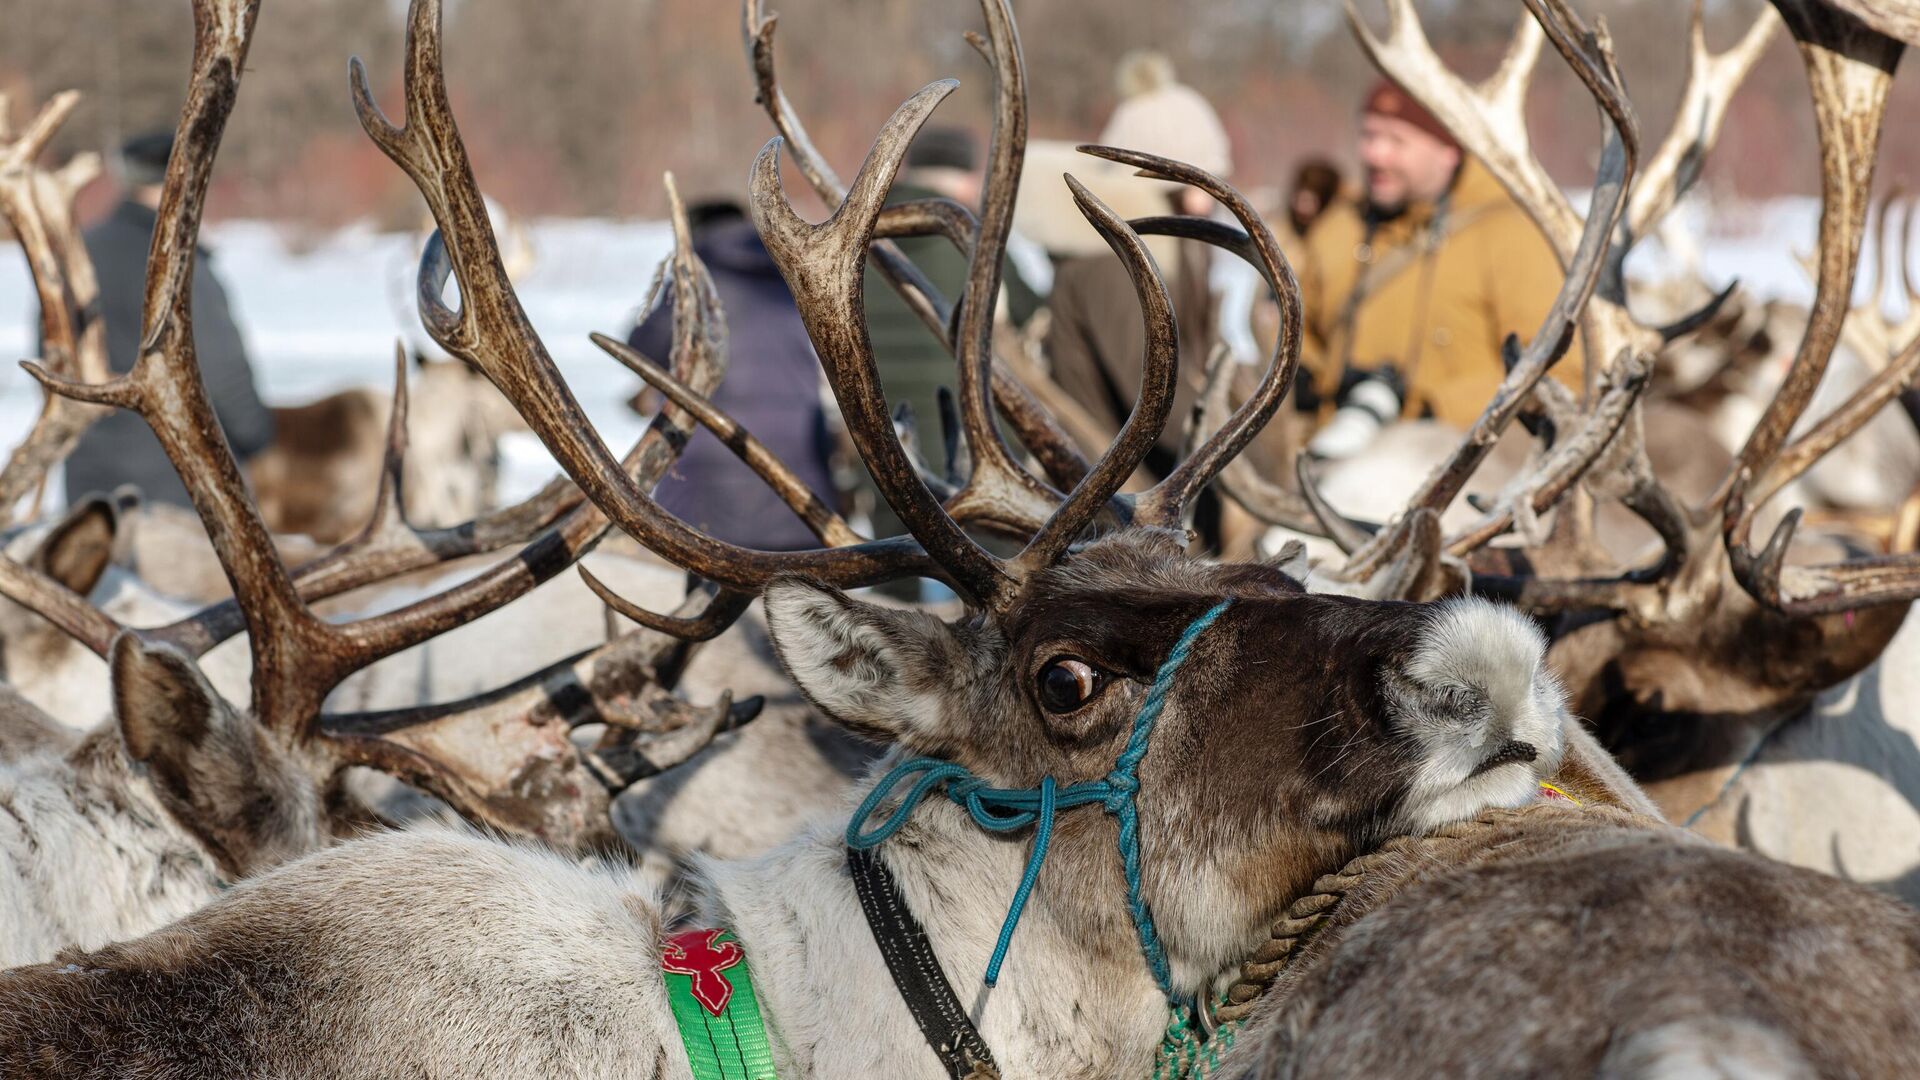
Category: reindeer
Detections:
[
  {"x1": 0, "y1": 444, "x2": 845, "y2": 900},
  {"x1": 0, "y1": 85, "x2": 864, "y2": 902},
  {"x1": 247, "y1": 354, "x2": 530, "y2": 544},
  {"x1": 0, "y1": 634, "x2": 329, "y2": 968},
  {"x1": 1351, "y1": 0, "x2": 1920, "y2": 896},
  {"x1": 1204, "y1": 0, "x2": 1920, "y2": 900},
  {"x1": 1641, "y1": 186, "x2": 1920, "y2": 523},
  {"x1": 0, "y1": 65, "x2": 778, "y2": 964},
  {"x1": 5, "y1": 2, "x2": 1916, "y2": 1077}
]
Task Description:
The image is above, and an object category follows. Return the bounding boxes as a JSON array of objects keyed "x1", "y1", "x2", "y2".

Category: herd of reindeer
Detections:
[{"x1": 0, "y1": 0, "x2": 1917, "y2": 1075}]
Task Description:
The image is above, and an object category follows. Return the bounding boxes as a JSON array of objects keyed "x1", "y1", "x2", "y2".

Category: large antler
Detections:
[
  {"x1": 1279, "y1": 0, "x2": 1642, "y2": 598},
  {"x1": 0, "y1": 93, "x2": 108, "y2": 525},
  {"x1": 1, "y1": 0, "x2": 761, "y2": 852},
  {"x1": 351, "y1": 0, "x2": 980, "y2": 610},
  {"x1": 1323, "y1": 0, "x2": 1920, "y2": 620},
  {"x1": 744, "y1": 0, "x2": 1091, "y2": 517},
  {"x1": 749, "y1": 85, "x2": 1192, "y2": 606},
  {"x1": 346, "y1": 0, "x2": 1284, "y2": 616},
  {"x1": 1721, "y1": 2, "x2": 1915, "y2": 614}
]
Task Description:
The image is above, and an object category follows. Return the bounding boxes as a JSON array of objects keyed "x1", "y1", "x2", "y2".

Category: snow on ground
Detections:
[
  {"x1": 0, "y1": 218, "x2": 673, "y2": 510},
  {"x1": 0, "y1": 196, "x2": 1913, "y2": 511}
]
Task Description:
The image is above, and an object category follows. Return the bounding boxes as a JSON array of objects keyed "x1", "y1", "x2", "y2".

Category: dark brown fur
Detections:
[
  {"x1": 246, "y1": 389, "x2": 386, "y2": 545},
  {"x1": 1223, "y1": 805, "x2": 1920, "y2": 1078}
]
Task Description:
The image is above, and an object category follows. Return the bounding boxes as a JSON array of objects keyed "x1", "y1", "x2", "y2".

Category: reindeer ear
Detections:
[
  {"x1": 111, "y1": 634, "x2": 223, "y2": 766},
  {"x1": 763, "y1": 578, "x2": 959, "y2": 744},
  {"x1": 31, "y1": 495, "x2": 120, "y2": 597}
]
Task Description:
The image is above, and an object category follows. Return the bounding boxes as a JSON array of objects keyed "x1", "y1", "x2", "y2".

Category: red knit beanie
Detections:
[{"x1": 1362, "y1": 79, "x2": 1458, "y2": 149}]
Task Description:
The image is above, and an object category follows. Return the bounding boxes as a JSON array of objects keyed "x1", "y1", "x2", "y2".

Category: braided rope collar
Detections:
[
  {"x1": 1213, "y1": 787, "x2": 1585, "y2": 1025},
  {"x1": 1151, "y1": 791, "x2": 1607, "y2": 1079},
  {"x1": 846, "y1": 598, "x2": 1236, "y2": 1003}
]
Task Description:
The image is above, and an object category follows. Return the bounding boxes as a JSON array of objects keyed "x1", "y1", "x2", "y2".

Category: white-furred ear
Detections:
[{"x1": 763, "y1": 578, "x2": 961, "y2": 745}]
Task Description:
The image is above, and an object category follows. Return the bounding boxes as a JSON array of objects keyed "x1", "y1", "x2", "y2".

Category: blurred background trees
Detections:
[{"x1": 0, "y1": 0, "x2": 1912, "y2": 227}]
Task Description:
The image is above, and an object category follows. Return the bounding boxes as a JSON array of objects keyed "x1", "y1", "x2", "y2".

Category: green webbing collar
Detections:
[{"x1": 661, "y1": 927, "x2": 780, "y2": 1079}]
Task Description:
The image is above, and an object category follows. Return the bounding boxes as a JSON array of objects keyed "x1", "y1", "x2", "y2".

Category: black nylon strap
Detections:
[{"x1": 848, "y1": 847, "x2": 1000, "y2": 1080}]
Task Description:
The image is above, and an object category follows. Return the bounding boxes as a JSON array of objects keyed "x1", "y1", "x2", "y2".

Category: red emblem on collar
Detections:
[{"x1": 663, "y1": 928, "x2": 746, "y2": 1016}]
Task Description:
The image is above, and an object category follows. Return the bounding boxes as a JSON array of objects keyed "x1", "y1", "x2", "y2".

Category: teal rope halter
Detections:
[{"x1": 846, "y1": 598, "x2": 1235, "y2": 1000}]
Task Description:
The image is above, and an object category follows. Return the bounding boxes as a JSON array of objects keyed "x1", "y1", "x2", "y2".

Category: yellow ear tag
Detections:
[{"x1": 1536, "y1": 780, "x2": 1580, "y2": 806}]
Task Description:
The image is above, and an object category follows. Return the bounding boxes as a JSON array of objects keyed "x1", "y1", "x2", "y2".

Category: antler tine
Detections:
[
  {"x1": 579, "y1": 569, "x2": 756, "y2": 644},
  {"x1": 1337, "y1": 0, "x2": 1639, "y2": 585},
  {"x1": 0, "y1": 91, "x2": 81, "y2": 173},
  {"x1": 1626, "y1": 2, "x2": 1780, "y2": 243},
  {"x1": 1296, "y1": 456, "x2": 1380, "y2": 555},
  {"x1": 1750, "y1": 330, "x2": 1920, "y2": 511},
  {"x1": 875, "y1": 197, "x2": 978, "y2": 254},
  {"x1": 1727, "y1": 330, "x2": 1920, "y2": 614},
  {"x1": 0, "y1": 93, "x2": 108, "y2": 525},
  {"x1": 1723, "y1": 3, "x2": 1906, "y2": 611},
  {"x1": 1866, "y1": 181, "x2": 1903, "y2": 317},
  {"x1": 1190, "y1": 346, "x2": 1333, "y2": 537},
  {"x1": 356, "y1": 0, "x2": 944, "y2": 600},
  {"x1": 939, "y1": 0, "x2": 1071, "y2": 531},
  {"x1": 1011, "y1": 176, "x2": 1177, "y2": 571},
  {"x1": 361, "y1": 342, "x2": 412, "y2": 538},
  {"x1": 1444, "y1": 349, "x2": 1656, "y2": 555},
  {"x1": 0, "y1": 556, "x2": 122, "y2": 657},
  {"x1": 741, "y1": 0, "x2": 1090, "y2": 499},
  {"x1": 897, "y1": 401, "x2": 963, "y2": 504},
  {"x1": 593, "y1": 333, "x2": 861, "y2": 547},
  {"x1": 1079, "y1": 147, "x2": 1306, "y2": 530},
  {"x1": 1903, "y1": 189, "x2": 1918, "y2": 307},
  {"x1": 749, "y1": 84, "x2": 1014, "y2": 606}
]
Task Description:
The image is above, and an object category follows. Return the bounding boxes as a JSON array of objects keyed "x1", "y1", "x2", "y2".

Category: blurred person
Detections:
[
  {"x1": 861, "y1": 126, "x2": 1040, "y2": 598},
  {"x1": 1045, "y1": 49, "x2": 1228, "y2": 479},
  {"x1": 1297, "y1": 80, "x2": 1578, "y2": 458},
  {"x1": 59, "y1": 131, "x2": 273, "y2": 508},
  {"x1": 627, "y1": 199, "x2": 835, "y2": 551},
  {"x1": 863, "y1": 125, "x2": 1038, "y2": 478},
  {"x1": 1286, "y1": 157, "x2": 1345, "y2": 240}
]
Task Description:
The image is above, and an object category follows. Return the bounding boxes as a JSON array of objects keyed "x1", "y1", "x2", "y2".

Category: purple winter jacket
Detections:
[{"x1": 628, "y1": 218, "x2": 837, "y2": 551}]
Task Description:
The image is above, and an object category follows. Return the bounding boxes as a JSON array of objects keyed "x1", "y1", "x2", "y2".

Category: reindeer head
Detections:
[{"x1": 766, "y1": 530, "x2": 1570, "y2": 991}]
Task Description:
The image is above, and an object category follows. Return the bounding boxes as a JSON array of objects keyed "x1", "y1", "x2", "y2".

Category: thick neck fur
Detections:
[
  {"x1": 1219, "y1": 803, "x2": 1920, "y2": 1078},
  {"x1": 0, "y1": 728, "x2": 227, "y2": 967},
  {"x1": 698, "y1": 785, "x2": 1174, "y2": 1078}
]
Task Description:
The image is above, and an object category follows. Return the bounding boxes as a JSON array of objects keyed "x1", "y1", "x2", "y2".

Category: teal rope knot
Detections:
[{"x1": 846, "y1": 598, "x2": 1235, "y2": 1000}]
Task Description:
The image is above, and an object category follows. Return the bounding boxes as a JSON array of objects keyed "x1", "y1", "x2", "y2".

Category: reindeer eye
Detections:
[{"x1": 1037, "y1": 658, "x2": 1104, "y2": 713}]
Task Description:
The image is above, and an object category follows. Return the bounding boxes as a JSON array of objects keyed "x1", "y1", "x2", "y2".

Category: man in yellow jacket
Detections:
[{"x1": 1299, "y1": 80, "x2": 1579, "y2": 453}]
